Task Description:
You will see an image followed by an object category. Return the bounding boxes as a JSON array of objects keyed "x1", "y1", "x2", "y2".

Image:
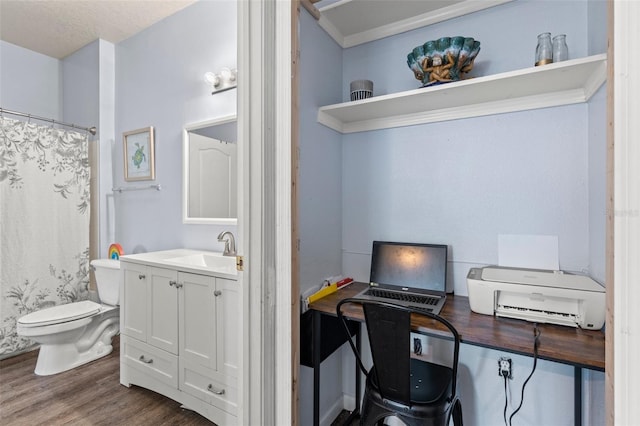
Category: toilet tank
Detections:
[{"x1": 90, "y1": 259, "x2": 121, "y2": 306}]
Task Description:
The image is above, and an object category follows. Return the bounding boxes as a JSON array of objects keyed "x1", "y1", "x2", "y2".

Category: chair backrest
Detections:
[{"x1": 337, "y1": 297, "x2": 461, "y2": 405}]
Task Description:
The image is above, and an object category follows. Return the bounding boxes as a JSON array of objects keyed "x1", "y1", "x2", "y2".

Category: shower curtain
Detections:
[{"x1": 0, "y1": 116, "x2": 91, "y2": 357}]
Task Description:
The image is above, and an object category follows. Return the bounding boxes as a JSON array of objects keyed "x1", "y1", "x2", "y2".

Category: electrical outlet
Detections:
[
  {"x1": 498, "y1": 356, "x2": 512, "y2": 379},
  {"x1": 410, "y1": 333, "x2": 428, "y2": 359},
  {"x1": 413, "y1": 337, "x2": 423, "y2": 355}
]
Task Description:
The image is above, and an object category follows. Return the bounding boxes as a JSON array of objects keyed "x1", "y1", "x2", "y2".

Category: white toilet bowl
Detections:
[{"x1": 17, "y1": 259, "x2": 121, "y2": 375}]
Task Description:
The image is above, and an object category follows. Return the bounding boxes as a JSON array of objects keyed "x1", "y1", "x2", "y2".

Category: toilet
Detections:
[{"x1": 17, "y1": 258, "x2": 121, "y2": 375}]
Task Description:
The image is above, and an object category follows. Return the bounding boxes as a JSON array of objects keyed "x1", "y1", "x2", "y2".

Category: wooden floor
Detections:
[{"x1": 0, "y1": 335, "x2": 214, "y2": 425}]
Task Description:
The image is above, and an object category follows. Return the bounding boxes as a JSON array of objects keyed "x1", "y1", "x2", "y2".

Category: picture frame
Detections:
[{"x1": 123, "y1": 126, "x2": 155, "y2": 181}]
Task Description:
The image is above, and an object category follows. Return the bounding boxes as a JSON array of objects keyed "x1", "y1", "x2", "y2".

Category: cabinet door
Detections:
[
  {"x1": 147, "y1": 267, "x2": 179, "y2": 354},
  {"x1": 122, "y1": 263, "x2": 148, "y2": 340},
  {"x1": 179, "y1": 272, "x2": 216, "y2": 371},
  {"x1": 216, "y1": 278, "x2": 240, "y2": 378}
]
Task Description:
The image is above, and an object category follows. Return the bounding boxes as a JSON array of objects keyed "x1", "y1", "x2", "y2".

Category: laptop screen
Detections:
[{"x1": 369, "y1": 241, "x2": 447, "y2": 294}]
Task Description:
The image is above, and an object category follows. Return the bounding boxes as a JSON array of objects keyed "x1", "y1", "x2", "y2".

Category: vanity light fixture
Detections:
[{"x1": 204, "y1": 68, "x2": 237, "y2": 94}]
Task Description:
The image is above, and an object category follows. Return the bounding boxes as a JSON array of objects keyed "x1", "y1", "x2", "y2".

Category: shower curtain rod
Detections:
[{"x1": 0, "y1": 107, "x2": 97, "y2": 135}]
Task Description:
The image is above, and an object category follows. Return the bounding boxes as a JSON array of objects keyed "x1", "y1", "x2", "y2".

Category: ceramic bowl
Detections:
[{"x1": 406, "y1": 36, "x2": 481, "y2": 87}]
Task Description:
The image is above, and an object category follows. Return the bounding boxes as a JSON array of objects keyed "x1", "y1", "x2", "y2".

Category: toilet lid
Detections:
[{"x1": 18, "y1": 300, "x2": 101, "y2": 327}]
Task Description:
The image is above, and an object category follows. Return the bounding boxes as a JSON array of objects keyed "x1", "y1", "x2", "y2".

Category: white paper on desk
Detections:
[{"x1": 498, "y1": 234, "x2": 559, "y2": 270}]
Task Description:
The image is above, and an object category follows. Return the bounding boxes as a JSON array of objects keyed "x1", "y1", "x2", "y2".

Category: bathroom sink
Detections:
[{"x1": 165, "y1": 252, "x2": 237, "y2": 275}]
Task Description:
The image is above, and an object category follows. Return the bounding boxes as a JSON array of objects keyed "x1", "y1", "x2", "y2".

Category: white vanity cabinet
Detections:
[
  {"x1": 179, "y1": 273, "x2": 240, "y2": 416},
  {"x1": 119, "y1": 249, "x2": 241, "y2": 425},
  {"x1": 121, "y1": 263, "x2": 180, "y2": 391},
  {"x1": 122, "y1": 265, "x2": 179, "y2": 353}
]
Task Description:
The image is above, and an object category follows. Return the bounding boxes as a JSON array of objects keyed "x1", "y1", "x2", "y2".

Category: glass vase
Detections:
[
  {"x1": 553, "y1": 34, "x2": 569, "y2": 62},
  {"x1": 535, "y1": 32, "x2": 553, "y2": 66}
]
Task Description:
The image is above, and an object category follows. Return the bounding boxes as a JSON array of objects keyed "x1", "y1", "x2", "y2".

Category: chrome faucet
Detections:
[{"x1": 217, "y1": 231, "x2": 236, "y2": 256}]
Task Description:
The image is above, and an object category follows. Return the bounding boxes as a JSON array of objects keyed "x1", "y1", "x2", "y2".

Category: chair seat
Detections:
[
  {"x1": 360, "y1": 375, "x2": 462, "y2": 426},
  {"x1": 410, "y1": 358, "x2": 453, "y2": 404}
]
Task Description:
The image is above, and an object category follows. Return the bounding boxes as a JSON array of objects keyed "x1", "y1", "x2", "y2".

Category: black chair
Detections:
[{"x1": 337, "y1": 298, "x2": 463, "y2": 426}]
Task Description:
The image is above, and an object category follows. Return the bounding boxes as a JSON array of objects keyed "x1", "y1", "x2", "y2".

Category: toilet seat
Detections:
[{"x1": 18, "y1": 300, "x2": 101, "y2": 328}]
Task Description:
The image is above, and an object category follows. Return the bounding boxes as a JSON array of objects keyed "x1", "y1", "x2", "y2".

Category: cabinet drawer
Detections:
[
  {"x1": 179, "y1": 361, "x2": 238, "y2": 415},
  {"x1": 122, "y1": 336, "x2": 178, "y2": 388}
]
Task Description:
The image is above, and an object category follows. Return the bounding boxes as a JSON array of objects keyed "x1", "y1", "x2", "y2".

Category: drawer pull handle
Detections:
[
  {"x1": 169, "y1": 280, "x2": 177, "y2": 287},
  {"x1": 138, "y1": 274, "x2": 146, "y2": 280},
  {"x1": 207, "y1": 384, "x2": 225, "y2": 395},
  {"x1": 139, "y1": 355, "x2": 153, "y2": 364},
  {"x1": 214, "y1": 290, "x2": 222, "y2": 297}
]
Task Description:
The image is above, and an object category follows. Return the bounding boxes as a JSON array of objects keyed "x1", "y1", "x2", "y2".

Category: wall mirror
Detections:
[{"x1": 183, "y1": 115, "x2": 237, "y2": 225}]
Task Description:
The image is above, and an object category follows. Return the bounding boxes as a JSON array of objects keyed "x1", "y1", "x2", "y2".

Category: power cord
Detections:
[
  {"x1": 499, "y1": 357, "x2": 512, "y2": 426},
  {"x1": 503, "y1": 373, "x2": 509, "y2": 426},
  {"x1": 508, "y1": 324, "x2": 541, "y2": 426}
]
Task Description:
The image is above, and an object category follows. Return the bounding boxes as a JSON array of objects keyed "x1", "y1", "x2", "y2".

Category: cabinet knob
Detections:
[
  {"x1": 138, "y1": 274, "x2": 146, "y2": 280},
  {"x1": 169, "y1": 280, "x2": 177, "y2": 287},
  {"x1": 176, "y1": 282, "x2": 183, "y2": 289},
  {"x1": 214, "y1": 290, "x2": 222, "y2": 297},
  {"x1": 207, "y1": 384, "x2": 225, "y2": 395},
  {"x1": 139, "y1": 355, "x2": 153, "y2": 364}
]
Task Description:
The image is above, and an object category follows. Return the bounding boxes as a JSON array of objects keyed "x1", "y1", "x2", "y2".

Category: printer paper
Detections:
[{"x1": 498, "y1": 234, "x2": 559, "y2": 270}]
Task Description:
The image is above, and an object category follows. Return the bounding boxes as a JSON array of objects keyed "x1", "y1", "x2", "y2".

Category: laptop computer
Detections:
[{"x1": 355, "y1": 241, "x2": 448, "y2": 315}]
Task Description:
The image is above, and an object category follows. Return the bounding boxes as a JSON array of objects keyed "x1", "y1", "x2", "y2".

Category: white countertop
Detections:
[{"x1": 120, "y1": 248, "x2": 238, "y2": 279}]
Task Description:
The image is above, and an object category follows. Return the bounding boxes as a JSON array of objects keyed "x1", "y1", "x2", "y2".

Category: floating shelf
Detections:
[
  {"x1": 316, "y1": 0, "x2": 513, "y2": 48},
  {"x1": 317, "y1": 54, "x2": 607, "y2": 134}
]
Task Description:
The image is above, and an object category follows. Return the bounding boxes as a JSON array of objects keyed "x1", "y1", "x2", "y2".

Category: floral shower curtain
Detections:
[{"x1": 0, "y1": 116, "x2": 91, "y2": 357}]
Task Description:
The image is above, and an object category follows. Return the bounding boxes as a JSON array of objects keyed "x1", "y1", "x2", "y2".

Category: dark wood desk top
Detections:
[{"x1": 309, "y1": 282, "x2": 605, "y2": 371}]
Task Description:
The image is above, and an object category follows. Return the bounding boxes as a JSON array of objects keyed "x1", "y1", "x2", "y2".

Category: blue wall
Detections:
[
  {"x1": 0, "y1": 40, "x2": 61, "y2": 120},
  {"x1": 299, "y1": 0, "x2": 606, "y2": 424},
  {"x1": 297, "y1": 8, "x2": 345, "y2": 425},
  {"x1": 298, "y1": 7, "x2": 344, "y2": 293},
  {"x1": 113, "y1": 0, "x2": 237, "y2": 254},
  {"x1": 60, "y1": 40, "x2": 117, "y2": 261},
  {"x1": 62, "y1": 40, "x2": 99, "y2": 131}
]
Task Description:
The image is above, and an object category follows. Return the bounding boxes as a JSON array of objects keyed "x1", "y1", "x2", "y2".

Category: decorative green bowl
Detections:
[{"x1": 406, "y1": 36, "x2": 481, "y2": 87}]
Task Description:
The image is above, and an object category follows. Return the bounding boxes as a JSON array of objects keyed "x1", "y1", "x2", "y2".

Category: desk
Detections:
[{"x1": 307, "y1": 282, "x2": 605, "y2": 426}]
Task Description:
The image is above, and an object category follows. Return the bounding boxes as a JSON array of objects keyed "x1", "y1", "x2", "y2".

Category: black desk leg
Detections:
[
  {"x1": 343, "y1": 321, "x2": 362, "y2": 425},
  {"x1": 356, "y1": 322, "x2": 361, "y2": 414},
  {"x1": 313, "y1": 310, "x2": 321, "y2": 426},
  {"x1": 575, "y1": 366, "x2": 582, "y2": 426}
]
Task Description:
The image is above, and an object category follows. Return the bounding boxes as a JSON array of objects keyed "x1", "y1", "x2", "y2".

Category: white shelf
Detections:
[
  {"x1": 317, "y1": 54, "x2": 607, "y2": 134},
  {"x1": 316, "y1": 0, "x2": 513, "y2": 48}
]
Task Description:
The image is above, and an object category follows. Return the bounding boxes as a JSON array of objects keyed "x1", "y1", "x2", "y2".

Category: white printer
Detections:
[{"x1": 466, "y1": 266, "x2": 605, "y2": 330}]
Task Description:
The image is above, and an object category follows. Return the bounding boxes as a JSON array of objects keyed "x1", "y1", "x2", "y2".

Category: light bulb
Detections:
[
  {"x1": 204, "y1": 72, "x2": 220, "y2": 87},
  {"x1": 219, "y1": 67, "x2": 232, "y2": 82},
  {"x1": 205, "y1": 68, "x2": 238, "y2": 94}
]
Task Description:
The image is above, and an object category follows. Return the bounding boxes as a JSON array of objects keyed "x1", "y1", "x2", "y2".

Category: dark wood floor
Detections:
[
  {"x1": 331, "y1": 410, "x2": 359, "y2": 426},
  {"x1": 0, "y1": 335, "x2": 214, "y2": 425}
]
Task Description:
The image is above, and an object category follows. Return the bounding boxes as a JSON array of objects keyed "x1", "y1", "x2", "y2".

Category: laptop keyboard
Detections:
[{"x1": 365, "y1": 288, "x2": 439, "y2": 306}]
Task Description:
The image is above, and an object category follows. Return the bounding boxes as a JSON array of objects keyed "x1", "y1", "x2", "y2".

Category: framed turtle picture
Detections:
[{"x1": 123, "y1": 126, "x2": 155, "y2": 181}]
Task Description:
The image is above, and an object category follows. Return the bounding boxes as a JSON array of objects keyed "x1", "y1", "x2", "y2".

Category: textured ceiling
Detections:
[{"x1": 0, "y1": 0, "x2": 197, "y2": 59}]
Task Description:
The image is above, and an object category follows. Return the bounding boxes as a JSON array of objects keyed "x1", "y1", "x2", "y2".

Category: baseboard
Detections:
[
  {"x1": 343, "y1": 393, "x2": 356, "y2": 411},
  {"x1": 320, "y1": 394, "x2": 348, "y2": 426}
]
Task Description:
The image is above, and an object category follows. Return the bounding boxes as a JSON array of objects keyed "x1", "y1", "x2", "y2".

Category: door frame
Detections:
[
  {"x1": 609, "y1": 1, "x2": 640, "y2": 423},
  {"x1": 237, "y1": 0, "x2": 293, "y2": 424}
]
